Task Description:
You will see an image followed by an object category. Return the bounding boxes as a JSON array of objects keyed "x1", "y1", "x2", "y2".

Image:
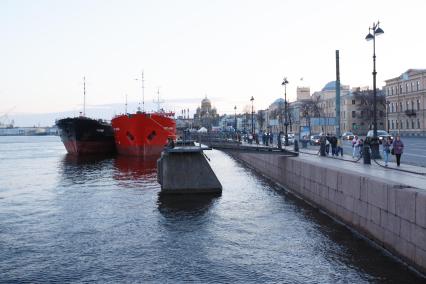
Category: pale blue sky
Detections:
[{"x1": 2, "y1": 0, "x2": 426, "y2": 120}]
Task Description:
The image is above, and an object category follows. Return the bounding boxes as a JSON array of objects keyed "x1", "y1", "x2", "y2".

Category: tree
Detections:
[
  {"x1": 300, "y1": 97, "x2": 323, "y2": 134},
  {"x1": 353, "y1": 90, "x2": 385, "y2": 130},
  {"x1": 256, "y1": 110, "x2": 266, "y2": 131}
]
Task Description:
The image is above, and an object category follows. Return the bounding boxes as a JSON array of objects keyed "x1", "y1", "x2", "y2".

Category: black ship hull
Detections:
[{"x1": 56, "y1": 117, "x2": 116, "y2": 155}]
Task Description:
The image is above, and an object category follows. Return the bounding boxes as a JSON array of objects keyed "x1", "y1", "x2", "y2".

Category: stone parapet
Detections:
[{"x1": 230, "y1": 152, "x2": 426, "y2": 275}]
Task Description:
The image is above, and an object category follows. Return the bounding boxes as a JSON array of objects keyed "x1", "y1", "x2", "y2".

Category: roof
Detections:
[{"x1": 385, "y1": 69, "x2": 426, "y2": 83}]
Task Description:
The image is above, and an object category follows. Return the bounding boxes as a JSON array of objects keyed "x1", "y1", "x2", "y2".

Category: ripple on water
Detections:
[{"x1": 0, "y1": 136, "x2": 424, "y2": 283}]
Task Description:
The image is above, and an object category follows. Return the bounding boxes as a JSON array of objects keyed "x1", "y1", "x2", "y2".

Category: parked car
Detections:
[
  {"x1": 310, "y1": 135, "x2": 321, "y2": 145},
  {"x1": 342, "y1": 131, "x2": 354, "y2": 140},
  {"x1": 281, "y1": 133, "x2": 295, "y2": 145},
  {"x1": 366, "y1": 130, "x2": 393, "y2": 144}
]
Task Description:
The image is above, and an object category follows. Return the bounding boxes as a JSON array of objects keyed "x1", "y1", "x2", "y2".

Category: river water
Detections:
[{"x1": 0, "y1": 136, "x2": 423, "y2": 283}]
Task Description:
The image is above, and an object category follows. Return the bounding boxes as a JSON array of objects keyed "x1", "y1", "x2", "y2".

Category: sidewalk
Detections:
[{"x1": 295, "y1": 147, "x2": 426, "y2": 191}]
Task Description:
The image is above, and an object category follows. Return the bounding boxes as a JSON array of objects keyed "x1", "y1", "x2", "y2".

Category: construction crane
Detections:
[{"x1": 0, "y1": 106, "x2": 16, "y2": 128}]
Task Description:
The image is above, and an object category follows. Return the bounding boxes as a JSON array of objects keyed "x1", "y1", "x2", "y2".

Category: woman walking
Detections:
[
  {"x1": 392, "y1": 135, "x2": 404, "y2": 166},
  {"x1": 383, "y1": 137, "x2": 392, "y2": 167}
]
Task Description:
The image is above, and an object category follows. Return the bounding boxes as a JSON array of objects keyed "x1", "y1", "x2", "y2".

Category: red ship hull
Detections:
[
  {"x1": 63, "y1": 140, "x2": 115, "y2": 155},
  {"x1": 111, "y1": 112, "x2": 176, "y2": 157}
]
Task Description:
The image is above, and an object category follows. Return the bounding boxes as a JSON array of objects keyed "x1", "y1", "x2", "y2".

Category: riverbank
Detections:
[{"x1": 229, "y1": 150, "x2": 426, "y2": 276}]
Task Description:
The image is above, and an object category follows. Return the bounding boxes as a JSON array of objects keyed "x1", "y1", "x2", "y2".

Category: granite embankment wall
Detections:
[{"x1": 230, "y1": 152, "x2": 426, "y2": 275}]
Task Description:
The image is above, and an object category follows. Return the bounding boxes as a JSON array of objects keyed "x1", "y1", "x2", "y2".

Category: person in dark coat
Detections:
[
  {"x1": 330, "y1": 135, "x2": 338, "y2": 156},
  {"x1": 392, "y1": 135, "x2": 404, "y2": 166}
]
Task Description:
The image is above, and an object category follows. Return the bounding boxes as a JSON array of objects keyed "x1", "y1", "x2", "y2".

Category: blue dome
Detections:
[
  {"x1": 322, "y1": 81, "x2": 337, "y2": 91},
  {"x1": 273, "y1": 98, "x2": 285, "y2": 104}
]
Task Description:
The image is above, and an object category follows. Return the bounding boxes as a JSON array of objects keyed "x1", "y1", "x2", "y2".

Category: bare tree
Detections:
[
  {"x1": 353, "y1": 90, "x2": 385, "y2": 130},
  {"x1": 256, "y1": 110, "x2": 266, "y2": 131},
  {"x1": 300, "y1": 97, "x2": 323, "y2": 134}
]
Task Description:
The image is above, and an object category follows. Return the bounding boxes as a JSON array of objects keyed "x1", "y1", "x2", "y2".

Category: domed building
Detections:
[{"x1": 194, "y1": 96, "x2": 219, "y2": 129}]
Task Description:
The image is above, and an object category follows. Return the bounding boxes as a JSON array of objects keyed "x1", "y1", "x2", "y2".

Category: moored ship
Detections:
[
  {"x1": 111, "y1": 111, "x2": 176, "y2": 157},
  {"x1": 56, "y1": 76, "x2": 116, "y2": 155},
  {"x1": 56, "y1": 116, "x2": 116, "y2": 155}
]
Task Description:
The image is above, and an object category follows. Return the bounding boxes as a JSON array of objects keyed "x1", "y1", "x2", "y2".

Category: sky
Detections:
[{"x1": 2, "y1": 0, "x2": 426, "y2": 125}]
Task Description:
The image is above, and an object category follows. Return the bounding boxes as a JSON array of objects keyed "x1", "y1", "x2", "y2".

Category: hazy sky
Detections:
[{"x1": 2, "y1": 0, "x2": 426, "y2": 117}]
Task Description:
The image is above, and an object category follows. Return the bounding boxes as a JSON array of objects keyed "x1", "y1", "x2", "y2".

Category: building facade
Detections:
[
  {"x1": 384, "y1": 69, "x2": 426, "y2": 136},
  {"x1": 193, "y1": 97, "x2": 219, "y2": 130}
]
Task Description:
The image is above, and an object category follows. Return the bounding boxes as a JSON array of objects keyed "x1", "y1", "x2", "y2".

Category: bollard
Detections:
[
  {"x1": 363, "y1": 145, "x2": 371, "y2": 164},
  {"x1": 294, "y1": 140, "x2": 299, "y2": 152}
]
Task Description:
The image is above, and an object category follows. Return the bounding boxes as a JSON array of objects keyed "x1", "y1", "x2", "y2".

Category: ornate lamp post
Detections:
[
  {"x1": 250, "y1": 96, "x2": 255, "y2": 135},
  {"x1": 281, "y1": 77, "x2": 289, "y2": 146},
  {"x1": 366, "y1": 20, "x2": 384, "y2": 158},
  {"x1": 234, "y1": 105, "x2": 237, "y2": 132}
]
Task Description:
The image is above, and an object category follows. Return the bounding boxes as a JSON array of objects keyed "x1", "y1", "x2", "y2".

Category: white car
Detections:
[
  {"x1": 366, "y1": 130, "x2": 393, "y2": 144},
  {"x1": 281, "y1": 133, "x2": 295, "y2": 145}
]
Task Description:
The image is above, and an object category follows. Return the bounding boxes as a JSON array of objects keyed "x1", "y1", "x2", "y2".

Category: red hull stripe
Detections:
[{"x1": 64, "y1": 140, "x2": 116, "y2": 155}]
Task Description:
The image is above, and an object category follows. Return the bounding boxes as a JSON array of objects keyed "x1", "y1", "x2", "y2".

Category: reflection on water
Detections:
[
  {"x1": 113, "y1": 155, "x2": 158, "y2": 180},
  {"x1": 0, "y1": 136, "x2": 424, "y2": 283},
  {"x1": 157, "y1": 193, "x2": 220, "y2": 217},
  {"x1": 59, "y1": 154, "x2": 114, "y2": 185}
]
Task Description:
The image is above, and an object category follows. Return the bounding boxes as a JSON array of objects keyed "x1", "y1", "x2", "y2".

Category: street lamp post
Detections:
[
  {"x1": 366, "y1": 20, "x2": 384, "y2": 159},
  {"x1": 386, "y1": 101, "x2": 390, "y2": 133},
  {"x1": 234, "y1": 105, "x2": 237, "y2": 133},
  {"x1": 282, "y1": 77, "x2": 289, "y2": 146},
  {"x1": 250, "y1": 96, "x2": 255, "y2": 136}
]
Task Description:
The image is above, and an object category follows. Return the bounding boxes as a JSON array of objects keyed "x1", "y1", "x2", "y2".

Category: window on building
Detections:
[
  {"x1": 418, "y1": 119, "x2": 421, "y2": 129},
  {"x1": 400, "y1": 102, "x2": 403, "y2": 111},
  {"x1": 417, "y1": 99, "x2": 421, "y2": 110},
  {"x1": 391, "y1": 87, "x2": 394, "y2": 95},
  {"x1": 387, "y1": 120, "x2": 390, "y2": 129},
  {"x1": 412, "y1": 119, "x2": 415, "y2": 129},
  {"x1": 406, "y1": 83, "x2": 409, "y2": 93},
  {"x1": 400, "y1": 84, "x2": 403, "y2": 94},
  {"x1": 352, "y1": 100, "x2": 355, "y2": 105},
  {"x1": 406, "y1": 101, "x2": 409, "y2": 110},
  {"x1": 406, "y1": 120, "x2": 409, "y2": 129},
  {"x1": 379, "y1": 111, "x2": 384, "y2": 117},
  {"x1": 396, "y1": 120, "x2": 398, "y2": 129},
  {"x1": 391, "y1": 120, "x2": 394, "y2": 129},
  {"x1": 411, "y1": 101, "x2": 414, "y2": 110},
  {"x1": 352, "y1": 111, "x2": 356, "y2": 118},
  {"x1": 391, "y1": 103, "x2": 394, "y2": 113},
  {"x1": 417, "y1": 81, "x2": 420, "y2": 91},
  {"x1": 411, "y1": 82, "x2": 414, "y2": 92}
]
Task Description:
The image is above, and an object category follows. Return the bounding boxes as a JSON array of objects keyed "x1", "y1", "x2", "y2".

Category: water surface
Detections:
[{"x1": 0, "y1": 136, "x2": 423, "y2": 283}]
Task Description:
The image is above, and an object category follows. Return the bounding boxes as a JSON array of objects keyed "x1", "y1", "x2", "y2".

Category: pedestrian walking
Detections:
[
  {"x1": 382, "y1": 136, "x2": 392, "y2": 166},
  {"x1": 325, "y1": 134, "x2": 330, "y2": 155},
  {"x1": 352, "y1": 135, "x2": 359, "y2": 158},
  {"x1": 358, "y1": 139, "x2": 364, "y2": 157},
  {"x1": 392, "y1": 135, "x2": 404, "y2": 166},
  {"x1": 336, "y1": 138, "x2": 343, "y2": 157},
  {"x1": 330, "y1": 135, "x2": 338, "y2": 156}
]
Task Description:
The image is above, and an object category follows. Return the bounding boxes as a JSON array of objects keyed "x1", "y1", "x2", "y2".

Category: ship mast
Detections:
[
  {"x1": 154, "y1": 87, "x2": 165, "y2": 112},
  {"x1": 83, "y1": 76, "x2": 86, "y2": 116},
  {"x1": 135, "y1": 71, "x2": 145, "y2": 112}
]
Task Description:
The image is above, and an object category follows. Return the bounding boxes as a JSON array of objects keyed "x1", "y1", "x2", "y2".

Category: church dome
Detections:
[
  {"x1": 201, "y1": 97, "x2": 212, "y2": 109},
  {"x1": 322, "y1": 81, "x2": 336, "y2": 91},
  {"x1": 273, "y1": 98, "x2": 285, "y2": 104}
]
